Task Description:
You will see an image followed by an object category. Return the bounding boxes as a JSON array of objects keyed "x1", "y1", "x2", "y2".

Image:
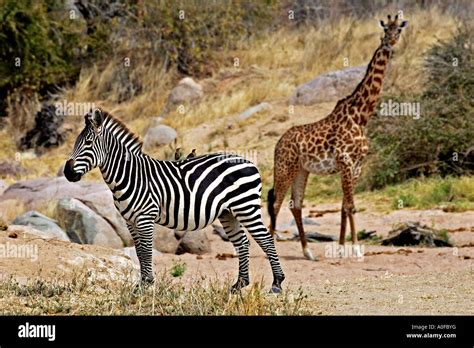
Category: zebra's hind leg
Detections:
[
  {"x1": 218, "y1": 210, "x2": 250, "y2": 293},
  {"x1": 233, "y1": 205, "x2": 285, "y2": 294},
  {"x1": 127, "y1": 218, "x2": 155, "y2": 287}
]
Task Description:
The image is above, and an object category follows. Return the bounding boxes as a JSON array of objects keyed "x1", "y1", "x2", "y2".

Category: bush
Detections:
[
  {"x1": 0, "y1": 0, "x2": 83, "y2": 97},
  {"x1": 362, "y1": 23, "x2": 474, "y2": 189}
]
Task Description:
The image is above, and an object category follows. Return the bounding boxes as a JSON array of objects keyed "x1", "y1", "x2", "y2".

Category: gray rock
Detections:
[
  {"x1": 167, "y1": 77, "x2": 203, "y2": 106},
  {"x1": 290, "y1": 218, "x2": 320, "y2": 226},
  {"x1": 179, "y1": 230, "x2": 211, "y2": 255},
  {"x1": 150, "y1": 117, "x2": 164, "y2": 127},
  {"x1": 153, "y1": 225, "x2": 180, "y2": 254},
  {"x1": 290, "y1": 66, "x2": 366, "y2": 105},
  {"x1": 78, "y1": 192, "x2": 133, "y2": 246},
  {"x1": 211, "y1": 223, "x2": 229, "y2": 241},
  {"x1": 57, "y1": 163, "x2": 65, "y2": 177},
  {"x1": 12, "y1": 211, "x2": 69, "y2": 241},
  {"x1": 0, "y1": 180, "x2": 6, "y2": 196},
  {"x1": 143, "y1": 125, "x2": 177, "y2": 149},
  {"x1": 122, "y1": 247, "x2": 161, "y2": 264},
  {"x1": 56, "y1": 198, "x2": 123, "y2": 249},
  {"x1": 0, "y1": 177, "x2": 108, "y2": 209},
  {"x1": 237, "y1": 102, "x2": 271, "y2": 121},
  {"x1": 0, "y1": 161, "x2": 26, "y2": 178}
]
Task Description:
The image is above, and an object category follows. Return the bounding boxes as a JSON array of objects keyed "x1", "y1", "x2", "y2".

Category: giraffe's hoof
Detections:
[
  {"x1": 303, "y1": 248, "x2": 316, "y2": 261},
  {"x1": 352, "y1": 244, "x2": 364, "y2": 259}
]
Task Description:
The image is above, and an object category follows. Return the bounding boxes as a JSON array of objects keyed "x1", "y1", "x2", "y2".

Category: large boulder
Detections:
[
  {"x1": 290, "y1": 65, "x2": 366, "y2": 105},
  {"x1": 56, "y1": 198, "x2": 123, "y2": 249},
  {"x1": 0, "y1": 161, "x2": 26, "y2": 178},
  {"x1": 153, "y1": 225, "x2": 180, "y2": 254},
  {"x1": 0, "y1": 179, "x2": 6, "y2": 196},
  {"x1": 0, "y1": 177, "x2": 108, "y2": 208},
  {"x1": 178, "y1": 230, "x2": 211, "y2": 255},
  {"x1": 77, "y1": 192, "x2": 133, "y2": 246},
  {"x1": 143, "y1": 125, "x2": 177, "y2": 149},
  {"x1": 237, "y1": 102, "x2": 271, "y2": 121},
  {"x1": 12, "y1": 211, "x2": 69, "y2": 241},
  {"x1": 167, "y1": 77, "x2": 203, "y2": 106},
  {"x1": 0, "y1": 224, "x2": 138, "y2": 283},
  {"x1": 122, "y1": 247, "x2": 161, "y2": 264}
]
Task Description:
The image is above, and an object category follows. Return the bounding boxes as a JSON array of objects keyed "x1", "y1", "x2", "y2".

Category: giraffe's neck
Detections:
[{"x1": 349, "y1": 43, "x2": 392, "y2": 127}]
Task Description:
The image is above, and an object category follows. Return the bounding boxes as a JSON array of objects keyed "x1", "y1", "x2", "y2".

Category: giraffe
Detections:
[{"x1": 268, "y1": 15, "x2": 408, "y2": 260}]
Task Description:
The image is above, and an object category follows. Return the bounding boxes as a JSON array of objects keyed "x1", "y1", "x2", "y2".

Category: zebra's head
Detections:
[{"x1": 64, "y1": 108, "x2": 107, "y2": 182}]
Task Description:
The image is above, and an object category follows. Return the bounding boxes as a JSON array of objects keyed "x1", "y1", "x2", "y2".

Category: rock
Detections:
[
  {"x1": 122, "y1": 247, "x2": 161, "y2": 264},
  {"x1": 0, "y1": 216, "x2": 7, "y2": 231},
  {"x1": 57, "y1": 163, "x2": 65, "y2": 177},
  {"x1": 12, "y1": 211, "x2": 69, "y2": 241},
  {"x1": 290, "y1": 217, "x2": 320, "y2": 226},
  {"x1": 56, "y1": 198, "x2": 123, "y2": 249},
  {"x1": 290, "y1": 66, "x2": 366, "y2": 105},
  {"x1": 0, "y1": 224, "x2": 139, "y2": 283},
  {"x1": 381, "y1": 222, "x2": 452, "y2": 247},
  {"x1": 167, "y1": 77, "x2": 203, "y2": 106},
  {"x1": 77, "y1": 192, "x2": 133, "y2": 246},
  {"x1": 211, "y1": 223, "x2": 229, "y2": 241},
  {"x1": 143, "y1": 125, "x2": 177, "y2": 149},
  {"x1": 0, "y1": 177, "x2": 108, "y2": 209},
  {"x1": 18, "y1": 103, "x2": 65, "y2": 151},
  {"x1": 153, "y1": 225, "x2": 180, "y2": 254},
  {"x1": 237, "y1": 102, "x2": 271, "y2": 121},
  {"x1": 150, "y1": 117, "x2": 164, "y2": 127},
  {"x1": 0, "y1": 161, "x2": 26, "y2": 178},
  {"x1": 0, "y1": 179, "x2": 6, "y2": 196},
  {"x1": 178, "y1": 230, "x2": 211, "y2": 255}
]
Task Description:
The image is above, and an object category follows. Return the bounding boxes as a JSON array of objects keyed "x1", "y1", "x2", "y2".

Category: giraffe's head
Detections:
[{"x1": 379, "y1": 14, "x2": 408, "y2": 47}]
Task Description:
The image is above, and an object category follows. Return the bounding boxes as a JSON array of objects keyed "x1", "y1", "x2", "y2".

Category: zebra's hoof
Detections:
[
  {"x1": 303, "y1": 248, "x2": 316, "y2": 261},
  {"x1": 270, "y1": 285, "x2": 282, "y2": 294},
  {"x1": 230, "y1": 279, "x2": 249, "y2": 294}
]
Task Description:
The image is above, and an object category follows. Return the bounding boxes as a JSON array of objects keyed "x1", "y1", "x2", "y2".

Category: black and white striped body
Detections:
[{"x1": 65, "y1": 109, "x2": 285, "y2": 293}]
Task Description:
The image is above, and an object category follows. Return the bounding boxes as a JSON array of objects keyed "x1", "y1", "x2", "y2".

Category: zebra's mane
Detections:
[{"x1": 103, "y1": 111, "x2": 144, "y2": 153}]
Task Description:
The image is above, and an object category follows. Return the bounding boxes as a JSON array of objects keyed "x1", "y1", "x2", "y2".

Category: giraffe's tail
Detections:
[{"x1": 267, "y1": 187, "x2": 276, "y2": 232}]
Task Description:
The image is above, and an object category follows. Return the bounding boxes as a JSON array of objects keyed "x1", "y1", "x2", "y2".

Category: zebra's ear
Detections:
[{"x1": 90, "y1": 108, "x2": 104, "y2": 129}]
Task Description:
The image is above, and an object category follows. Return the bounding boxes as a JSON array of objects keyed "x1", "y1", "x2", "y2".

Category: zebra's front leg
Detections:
[{"x1": 127, "y1": 218, "x2": 155, "y2": 286}]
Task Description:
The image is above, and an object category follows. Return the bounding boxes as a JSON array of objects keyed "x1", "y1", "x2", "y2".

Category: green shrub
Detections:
[{"x1": 0, "y1": 0, "x2": 83, "y2": 95}]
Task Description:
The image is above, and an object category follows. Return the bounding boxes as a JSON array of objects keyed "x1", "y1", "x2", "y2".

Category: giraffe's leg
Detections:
[
  {"x1": 133, "y1": 216, "x2": 155, "y2": 285},
  {"x1": 339, "y1": 207, "x2": 348, "y2": 246},
  {"x1": 269, "y1": 167, "x2": 298, "y2": 236},
  {"x1": 337, "y1": 159, "x2": 356, "y2": 250},
  {"x1": 234, "y1": 206, "x2": 285, "y2": 294},
  {"x1": 219, "y1": 210, "x2": 250, "y2": 293},
  {"x1": 269, "y1": 143, "x2": 299, "y2": 236},
  {"x1": 290, "y1": 169, "x2": 314, "y2": 261}
]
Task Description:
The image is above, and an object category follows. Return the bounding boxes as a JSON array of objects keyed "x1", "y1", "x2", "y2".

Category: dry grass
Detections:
[
  {"x1": 0, "y1": 7, "x2": 467, "y2": 215},
  {"x1": 0, "y1": 270, "x2": 312, "y2": 315}
]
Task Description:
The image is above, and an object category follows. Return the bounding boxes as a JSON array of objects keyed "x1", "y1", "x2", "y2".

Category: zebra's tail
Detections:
[{"x1": 267, "y1": 187, "x2": 276, "y2": 232}]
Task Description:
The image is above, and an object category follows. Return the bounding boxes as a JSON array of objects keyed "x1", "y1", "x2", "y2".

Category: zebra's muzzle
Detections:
[{"x1": 64, "y1": 159, "x2": 81, "y2": 182}]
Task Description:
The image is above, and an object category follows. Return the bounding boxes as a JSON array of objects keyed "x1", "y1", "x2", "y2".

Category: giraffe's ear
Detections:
[
  {"x1": 379, "y1": 20, "x2": 387, "y2": 29},
  {"x1": 399, "y1": 20, "x2": 408, "y2": 29}
]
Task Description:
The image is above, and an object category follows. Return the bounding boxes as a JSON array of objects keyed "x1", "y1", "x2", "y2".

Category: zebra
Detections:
[{"x1": 64, "y1": 108, "x2": 285, "y2": 293}]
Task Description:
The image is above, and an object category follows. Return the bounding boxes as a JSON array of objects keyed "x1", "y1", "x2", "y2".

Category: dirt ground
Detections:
[
  {"x1": 1, "y1": 203, "x2": 472, "y2": 315},
  {"x1": 155, "y1": 204, "x2": 474, "y2": 315}
]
